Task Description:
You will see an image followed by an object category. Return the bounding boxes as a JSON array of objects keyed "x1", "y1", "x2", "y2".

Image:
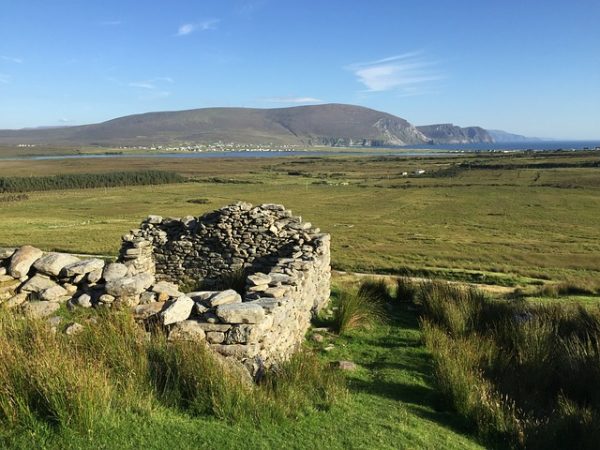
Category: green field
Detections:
[
  {"x1": 1, "y1": 151, "x2": 599, "y2": 288},
  {"x1": 1, "y1": 149, "x2": 599, "y2": 448}
]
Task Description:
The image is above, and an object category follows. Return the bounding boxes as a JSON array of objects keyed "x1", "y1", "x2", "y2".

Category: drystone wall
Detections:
[
  {"x1": 119, "y1": 202, "x2": 331, "y2": 373},
  {"x1": 0, "y1": 203, "x2": 331, "y2": 376}
]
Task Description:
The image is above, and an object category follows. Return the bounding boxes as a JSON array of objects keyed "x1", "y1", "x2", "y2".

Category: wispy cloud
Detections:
[
  {"x1": 346, "y1": 52, "x2": 443, "y2": 94},
  {"x1": 177, "y1": 19, "x2": 220, "y2": 36},
  {"x1": 128, "y1": 77, "x2": 173, "y2": 99},
  {"x1": 0, "y1": 73, "x2": 10, "y2": 84},
  {"x1": 236, "y1": 0, "x2": 268, "y2": 15},
  {"x1": 264, "y1": 96, "x2": 323, "y2": 104},
  {"x1": 1, "y1": 55, "x2": 23, "y2": 64},
  {"x1": 99, "y1": 20, "x2": 122, "y2": 26}
]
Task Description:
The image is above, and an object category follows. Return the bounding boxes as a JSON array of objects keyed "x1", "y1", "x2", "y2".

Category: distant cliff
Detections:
[{"x1": 417, "y1": 124, "x2": 493, "y2": 144}]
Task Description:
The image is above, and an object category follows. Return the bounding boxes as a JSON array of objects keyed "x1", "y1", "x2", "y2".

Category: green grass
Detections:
[
  {"x1": 0, "y1": 152, "x2": 599, "y2": 287},
  {"x1": 0, "y1": 291, "x2": 484, "y2": 449}
]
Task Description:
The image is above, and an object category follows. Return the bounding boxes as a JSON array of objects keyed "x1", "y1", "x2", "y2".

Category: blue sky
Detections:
[{"x1": 1, "y1": 0, "x2": 599, "y2": 138}]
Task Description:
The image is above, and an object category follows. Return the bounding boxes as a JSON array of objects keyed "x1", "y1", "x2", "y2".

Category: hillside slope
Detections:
[
  {"x1": 0, "y1": 104, "x2": 430, "y2": 147},
  {"x1": 417, "y1": 124, "x2": 493, "y2": 144}
]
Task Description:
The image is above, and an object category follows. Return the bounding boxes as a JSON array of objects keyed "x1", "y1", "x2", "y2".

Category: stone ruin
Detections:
[{"x1": 0, "y1": 203, "x2": 331, "y2": 376}]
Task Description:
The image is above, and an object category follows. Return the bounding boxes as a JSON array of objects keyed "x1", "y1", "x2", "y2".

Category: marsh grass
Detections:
[
  {"x1": 395, "y1": 276, "x2": 417, "y2": 304},
  {"x1": 333, "y1": 281, "x2": 388, "y2": 335},
  {"x1": 0, "y1": 309, "x2": 345, "y2": 433},
  {"x1": 419, "y1": 280, "x2": 600, "y2": 448}
]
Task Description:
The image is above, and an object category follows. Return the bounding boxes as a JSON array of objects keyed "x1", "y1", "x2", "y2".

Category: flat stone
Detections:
[
  {"x1": 209, "y1": 343, "x2": 259, "y2": 358},
  {"x1": 160, "y1": 295, "x2": 194, "y2": 326},
  {"x1": 195, "y1": 322, "x2": 231, "y2": 332},
  {"x1": 146, "y1": 215, "x2": 163, "y2": 224},
  {"x1": 21, "y1": 274, "x2": 58, "y2": 293},
  {"x1": 216, "y1": 303, "x2": 265, "y2": 324},
  {"x1": 139, "y1": 291, "x2": 157, "y2": 304},
  {"x1": 168, "y1": 320, "x2": 206, "y2": 342},
  {"x1": 23, "y1": 301, "x2": 60, "y2": 319},
  {"x1": 62, "y1": 258, "x2": 105, "y2": 277},
  {"x1": 251, "y1": 298, "x2": 280, "y2": 313},
  {"x1": 105, "y1": 273, "x2": 154, "y2": 297},
  {"x1": 0, "y1": 247, "x2": 16, "y2": 260},
  {"x1": 134, "y1": 302, "x2": 166, "y2": 320},
  {"x1": 33, "y1": 252, "x2": 80, "y2": 277},
  {"x1": 9, "y1": 245, "x2": 43, "y2": 278},
  {"x1": 102, "y1": 263, "x2": 129, "y2": 282},
  {"x1": 40, "y1": 285, "x2": 69, "y2": 302},
  {"x1": 246, "y1": 273, "x2": 271, "y2": 287},
  {"x1": 262, "y1": 286, "x2": 288, "y2": 298},
  {"x1": 152, "y1": 281, "x2": 181, "y2": 300},
  {"x1": 208, "y1": 289, "x2": 242, "y2": 307}
]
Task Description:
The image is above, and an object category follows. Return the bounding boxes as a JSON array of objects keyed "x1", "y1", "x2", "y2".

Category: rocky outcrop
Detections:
[{"x1": 417, "y1": 124, "x2": 493, "y2": 144}]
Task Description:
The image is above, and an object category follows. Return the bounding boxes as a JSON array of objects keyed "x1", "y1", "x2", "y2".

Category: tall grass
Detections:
[
  {"x1": 419, "y1": 280, "x2": 600, "y2": 448},
  {"x1": 333, "y1": 282, "x2": 388, "y2": 335},
  {"x1": 0, "y1": 309, "x2": 346, "y2": 433}
]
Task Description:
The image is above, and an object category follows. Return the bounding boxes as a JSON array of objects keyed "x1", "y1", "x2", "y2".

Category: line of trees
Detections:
[{"x1": 0, "y1": 170, "x2": 185, "y2": 193}]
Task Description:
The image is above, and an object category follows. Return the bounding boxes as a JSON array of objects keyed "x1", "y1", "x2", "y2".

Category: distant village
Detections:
[{"x1": 116, "y1": 142, "x2": 303, "y2": 153}]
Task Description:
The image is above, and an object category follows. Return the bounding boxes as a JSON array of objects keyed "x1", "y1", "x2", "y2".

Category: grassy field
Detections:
[{"x1": 1, "y1": 150, "x2": 599, "y2": 288}]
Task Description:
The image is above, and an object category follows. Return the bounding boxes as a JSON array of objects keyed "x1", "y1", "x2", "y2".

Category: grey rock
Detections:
[
  {"x1": 62, "y1": 258, "x2": 105, "y2": 277},
  {"x1": 9, "y1": 245, "x2": 43, "y2": 278},
  {"x1": 206, "y1": 331, "x2": 226, "y2": 344},
  {"x1": 102, "y1": 263, "x2": 129, "y2": 282},
  {"x1": 134, "y1": 302, "x2": 165, "y2": 320},
  {"x1": 105, "y1": 273, "x2": 154, "y2": 297},
  {"x1": 152, "y1": 281, "x2": 181, "y2": 300},
  {"x1": 4, "y1": 292, "x2": 28, "y2": 309},
  {"x1": 65, "y1": 322, "x2": 84, "y2": 336},
  {"x1": 87, "y1": 269, "x2": 103, "y2": 284},
  {"x1": 23, "y1": 301, "x2": 60, "y2": 319},
  {"x1": 98, "y1": 294, "x2": 116, "y2": 304},
  {"x1": 75, "y1": 294, "x2": 92, "y2": 308},
  {"x1": 247, "y1": 272, "x2": 271, "y2": 286},
  {"x1": 40, "y1": 285, "x2": 68, "y2": 302},
  {"x1": 139, "y1": 291, "x2": 157, "y2": 304},
  {"x1": 216, "y1": 303, "x2": 265, "y2": 324},
  {"x1": 21, "y1": 274, "x2": 58, "y2": 293},
  {"x1": 208, "y1": 289, "x2": 242, "y2": 307},
  {"x1": 33, "y1": 252, "x2": 80, "y2": 277},
  {"x1": 331, "y1": 360, "x2": 358, "y2": 371},
  {"x1": 0, "y1": 247, "x2": 16, "y2": 260},
  {"x1": 168, "y1": 320, "x2": 206, "y2": 342},
  {"x1": 160, "y1": 295, "x2": 194, "y2": 326}
]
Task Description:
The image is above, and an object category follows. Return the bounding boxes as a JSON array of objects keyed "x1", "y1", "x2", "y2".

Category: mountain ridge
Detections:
[{"x1": 0, "y1": 104, "x2": 540, "y2": 147}]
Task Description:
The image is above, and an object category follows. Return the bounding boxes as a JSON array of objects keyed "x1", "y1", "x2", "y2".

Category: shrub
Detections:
[{"x1": 357, "y1": 277, "x2": 390, "y2": 303}]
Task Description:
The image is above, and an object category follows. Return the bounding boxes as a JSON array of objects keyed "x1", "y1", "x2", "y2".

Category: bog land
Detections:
[{"x1": 1, "y1": 148, "x2": 600, "y2": 449}]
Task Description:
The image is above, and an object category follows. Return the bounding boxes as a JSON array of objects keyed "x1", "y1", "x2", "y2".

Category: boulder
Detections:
[
  {"x1": 102, "y1": 263, "x2": 129, "y2": 282},
  {"x1": 4, "y1": 292, "x2": 28, "y2": 309},
  {"x1": 33, "y1": 252, "x2": 80, "y2": 277},
  {"x1": 331, "y1": 360, "x2": 358, "y2": 371},
  {"x1": 87, "y1": 269, "x2": 103, "y2": 284},
  {"x1": 62, "y1": 258, "x2": 105, "y2": 277},
  {"x1": 216, "y1": 303, "x2": 265, "y2": 324},
  {"x1": 168, "y1": 320, "x2": 206, "y2": 342},
  {"x1": 139, "y1": 291, "x2": 157, "y2": 304},
  {"x1": 160, "y1": 295, "x2": 194, "y2": 326},
  {"x1": 98, "y1": 294, "x2": 115, "y2": 304},
  {"x1": 208, "y1": 289, "x2": 242, "y2": 307},
  {"x1": 21, "y1": 274, "x2": 58, "y2": 293},
  {"x1": 23, "y1": 301, "x2": 60, "y2": 319},
  {"x1": 9, "y1": 245, "x2": 43, "y2": 278},
  {"x1": 40, "y1": 285, "x2": 69, "y2": 302},
  {"x1": 105, "y1": 273, "x2": 154, "y2": 297}
]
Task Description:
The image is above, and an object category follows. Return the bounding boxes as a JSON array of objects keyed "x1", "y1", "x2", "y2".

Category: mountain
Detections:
[
  {"x1": 416, "y1": 124, "x2": 493, "y2": 144},
  {"x1": 486, "y1": 129, "x2": 543, "y2": 143},
  {"x1": 0, "y1": 104, "x2": 430, "y2": 147}
]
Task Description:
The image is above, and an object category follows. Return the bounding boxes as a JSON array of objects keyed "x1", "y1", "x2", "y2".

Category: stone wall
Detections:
[{"x1": 0, "y1": 203, "x2": 331, "y2": 376}]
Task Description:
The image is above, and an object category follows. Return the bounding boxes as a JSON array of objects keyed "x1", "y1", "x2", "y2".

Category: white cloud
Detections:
[
  {"x1": 347, "y1": 52, "x2": 443, "y2": 94},
  {"x1": 1, "y1": 55, "x2": 23, "y2": 64},
  {"x1": 129, "y1": 77, "x2": 174, "y2": 90},
  {"x1": 264, "y1": 96, "x2": 323, "y2": 104},
  {"x1": 177, "y1": 19, "x2": 219, "y2": 36}
]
